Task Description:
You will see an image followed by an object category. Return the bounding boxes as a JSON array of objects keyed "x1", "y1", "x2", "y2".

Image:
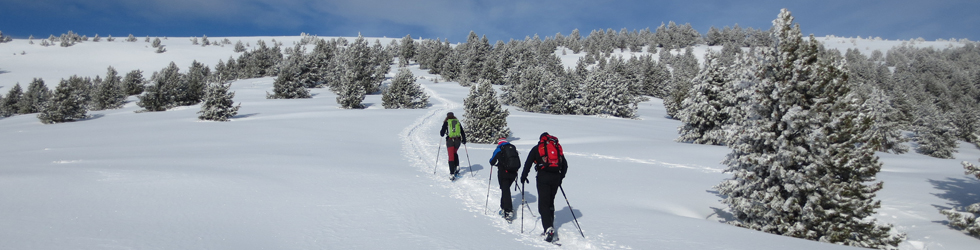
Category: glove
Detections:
[{"x1": 521, "y1": 175, "x2": 529, "y2": 184}]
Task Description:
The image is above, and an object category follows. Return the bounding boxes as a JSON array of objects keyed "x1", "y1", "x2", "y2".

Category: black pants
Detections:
[
  {"x1": 536, "y1": 172, "x2": 563, "y2": 231},
  {"x1": 498, "y1": 170, "x2": 518, "y2": 212}
]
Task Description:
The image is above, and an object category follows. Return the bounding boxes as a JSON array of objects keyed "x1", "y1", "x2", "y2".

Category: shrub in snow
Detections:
[
  {"x1": 463, "y1": 79, "x2": 510, "y2": 144},
  {"x1": 0, "y1": 83, "x2": 23, "y2": 117},
  {"x1": 19, "y1": 78, "x2": 51, "y2": 114},
  {"x1": 151, "y1": 38, "x2": 162, "y2": 48},
  {"x1": 715, "y1": 9, "x2": 903, "y2": 249},
  {"x1": 126, "y1": 34, "x2": 136, "y2": 42},
  {"x1": 38, "y1": 76, "x2": 89, "y2": 124},
  {"x1": 382, "y1": 69, "x2": 428, "y2": 109},
  {"x1": 940, "y1": 160, "x2": 980, "y2": 237},
  {"x1": 198, "y1": 81, "x2": 240, "y2": 122},
  {"x1": 90, "y1": 67, "x2": 126, "y2": 111}
]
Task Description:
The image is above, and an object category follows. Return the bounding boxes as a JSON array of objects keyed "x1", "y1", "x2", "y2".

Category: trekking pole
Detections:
[
  {"x1": 433, "y1": 141, "x2": 442, "y2": 175},
  {"x1": 463, "y1": 143, "x2": 474, "y2": 177},
  {"x1": 559, "y1": 185, "x2": 585, "y2": 238},
  {"x1": 484, "y1": 165, "x2": 494, "y2": 215},
  {"x1": 521, "y1": 181, "x2": 526, "y2": 233}
]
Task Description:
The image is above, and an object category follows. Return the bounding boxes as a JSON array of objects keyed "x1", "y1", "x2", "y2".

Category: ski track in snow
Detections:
[
  {"x1": 399, "y1": 83, "x2": 627, "y2": 249},
  {"x1": 564, "y1": 152, "x2": 724, "y2": 173}
]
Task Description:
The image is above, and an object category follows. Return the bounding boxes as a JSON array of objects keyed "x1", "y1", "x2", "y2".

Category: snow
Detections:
[{"x1": 2, "y1": 36, "x2": 979, "y2": 249}]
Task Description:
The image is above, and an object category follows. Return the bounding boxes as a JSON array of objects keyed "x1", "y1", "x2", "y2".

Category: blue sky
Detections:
[{"x1": 2, "y1": 0, "x2": 978, "y2": 43}]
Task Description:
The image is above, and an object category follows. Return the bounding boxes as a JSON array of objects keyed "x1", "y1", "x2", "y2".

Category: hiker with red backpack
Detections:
[
  {"x1": 439, "y1": 112, "x2": 467, "y2": 180},
  {"x1": 490, "y1": 137, "x2": 521, "y2": 222},
  {"x1": 521, "y1": 132, "x2": 568, "y2": 244}
]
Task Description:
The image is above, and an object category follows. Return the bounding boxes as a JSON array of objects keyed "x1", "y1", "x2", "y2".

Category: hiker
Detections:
[
  {"x1": 439, "y1": 112, "x2": 467, "y2": 178},
  {"x1": 490, "y1": 137, "x2": 521, "y2": 221},
  {"x1": 521, "y1": 132, "x2": 568, "y2": 243}
]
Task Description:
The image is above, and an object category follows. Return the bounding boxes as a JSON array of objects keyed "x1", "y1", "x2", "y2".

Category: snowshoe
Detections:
[
  {"x1": 450, "y1": 172, "x2": 462, "y2": 182},
  {"x1": 498, "y1": 210, "x2": 516, "y2": 223},
  {"x1": 544, "y1": 227, "x2": 559, "y2": 244}
]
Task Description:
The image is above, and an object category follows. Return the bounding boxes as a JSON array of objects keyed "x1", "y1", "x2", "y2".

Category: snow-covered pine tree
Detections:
[
  {"x1": 913, "y1": 103, "x2": 958, "y2": 159},
  {"x1": 677, "y1": 52, "x2": 734, "y2": 145},
  {"x1": 122, "y1": 69, "x2": 145, "y2": 96},
  {"x1": 137, "y1": 62, "x2": 183, "y2": 112},
  {"x1": 716, "y1": 9, "x2": 902, "y2": 249},
  {"x1": 126, "y1": 34, "x2": 137, "y2": 42},
  {"x1": 0, "y1": 83, "x2": 23, "y2": 117},
  {"x1": 151, "y1": 37, "x2": 162, "y2": 48},
  {"x1": 940, "y1": 159, "x2": 980, "y2": 237},
  {"x1": 234, "y1": 41, "x2": 246, "y2": 53},
  {"x1": 382, "y1": 69, "x2": 428, "y2": 109},
  {"x1": 463, "y1": 79, "x2": 510, "y2": 144},
  {"x1": 198, "y1": 81, "x2": 240, "y2": 121},
  {"x1": 399, "y1": 34, "x2": 416, "y2": 67},
  {"x1": 38, "y1": 76, "x2": 89, "y2": 124},
  {"x1": 90, "y1": 67, "x2": 126, "y2": 110},
  {"x1": 19, "y1": 78, "x2": 51, "y2": 114},
  {"x1": 663, "y1": 47, "x2": 699, "y2": 119},
  {"x1": 858, "y1": 87, "x2": 909, "y2": 154},
  {"x1": 582, "y1": 68, "x2": 639, "y2": 118},
  {"x1": 335, "y1": 69, "x2": 365, "y2": 109},
  {"x1": 267, "y1": 51, "x2": 312, "y2": 99},
  {"x1": 184, "y1": 61, "x2": 210, "y2": 105}
]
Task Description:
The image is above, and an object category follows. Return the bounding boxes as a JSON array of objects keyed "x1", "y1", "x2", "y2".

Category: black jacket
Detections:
[{"x1": 521, "y1": 144, "x2": 568, "y2": 179}]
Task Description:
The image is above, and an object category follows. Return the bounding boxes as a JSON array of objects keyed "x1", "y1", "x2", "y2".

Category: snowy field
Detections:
[{"x1": 1, "y1": 36, "x2": 979, "y2": 249}]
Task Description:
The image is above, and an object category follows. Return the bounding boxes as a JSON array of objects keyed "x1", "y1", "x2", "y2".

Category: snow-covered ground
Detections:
[{"x1": 1, "y1": 36, "x2": 978, "y2": 249}]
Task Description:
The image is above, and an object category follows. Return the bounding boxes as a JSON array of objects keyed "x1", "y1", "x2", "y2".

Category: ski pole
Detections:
[
  {"x1": 484, "y1": 165, "x2": 493, "y2": 215},
  {"x1": 559, "y1": 185, "x2": 585, "y2": 238},
  {"x1": 433, "y1": 141, "x2": 442, "y2": 175},
  {"x1": 463, "y1": 143, "x2": 474, "y2": 177},
  {"x1": 521, "y1": 181, "x2": 525, "y2": 233}
]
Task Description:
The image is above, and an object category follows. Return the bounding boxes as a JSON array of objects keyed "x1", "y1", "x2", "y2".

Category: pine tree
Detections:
[
  {"x1": 137, "y1": 62, "x2": 183, "y2": 112},
  {"x1": 463, "y1": 79, "x2": 510, "y2": 144},
  {"x1": 126, "y1": 34, "x2": 137, "y2": 42},
  {"x1": 858, "y1": 88, "x2": 909, "y2": 154},
  {"x1": 940, "y1": 159, "x2": 980, "y2": 237},
  {"x1": 580, "y1": 68, "x2": 638, "y2": 118},
  {"x1": 198, "y1": 81, "x2": 240, "y2": 121},
  {"x1": 0, "y1": 83, "x2": 24, "y2": 117},
  {"x1": 184, "y1": 61, "x2": 210, "y2": 104},
  {"x1": 122, "y1": 69, "x2": 145, "y2": 96},
  {"x1": 38, "y1": 76, "x2": 89, "y2": 124},
  {"x1": 335, "y1": 70, "x2": 365, "y2": 109},
  {"x1": 677, "y1": 53, "x2": 734, "y2": 145},
  {"x1": 234, "y1": 41, "x2": 246, "y2": 53},
  {"x1": 382, "y1": 69, "x2": 428, "y2": 109},
  {"x1": 267, "y1": 54, "x2": 312, "y2": 99},
  {"x1": 151, "y1": 37, "x2": 162, "y2": 48},
  {"x1": 399, "y1": 34, "x2": 416, "y2": 67},
  {"x1": 715, "y1": 9, "x2": 902, "y2": 249},
  {"x1": 913, "y1": 103, "x2": 958, "y2": 159},
  {"x1": 19, "y1": 78, "x2": 51, "y2": 114},
  {"x1": 90, "y1": 67, "x2": 126, "y2": 110}
]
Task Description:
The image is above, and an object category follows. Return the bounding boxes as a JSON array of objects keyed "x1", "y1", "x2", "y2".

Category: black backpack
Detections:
[{"x1": 499, "y1": 143, "x2": 522, "y2": 172}]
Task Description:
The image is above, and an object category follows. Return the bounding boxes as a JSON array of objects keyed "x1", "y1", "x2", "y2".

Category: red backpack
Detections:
[{"x1": 537, "y1": 134, "x2": 563, "y2": 170}]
